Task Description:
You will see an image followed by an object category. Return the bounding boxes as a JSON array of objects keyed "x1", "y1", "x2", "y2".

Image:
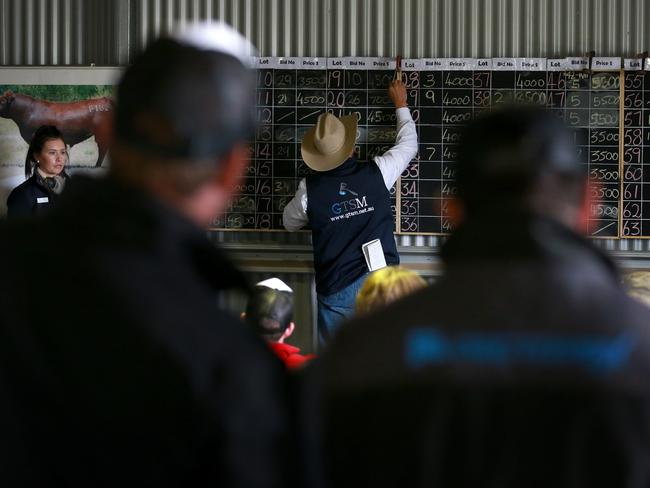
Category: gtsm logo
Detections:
[
  {"x1": 338, "y1": 182, "x2": 358, "y2": 197},
  {"x1": 331, "y1": 196, "x2": 368, "y2": 215},
  {"x1": 332, "y1": 183, "x2": 368, "y2": 215}
]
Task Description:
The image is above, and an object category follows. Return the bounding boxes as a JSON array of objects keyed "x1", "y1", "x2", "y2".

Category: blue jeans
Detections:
[{"x1": 317, "y1": 273, "x2": 368, "y2": 346}]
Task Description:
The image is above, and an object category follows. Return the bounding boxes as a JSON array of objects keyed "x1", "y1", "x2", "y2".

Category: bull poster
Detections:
[{"x1": 0, "y1": 67, "x2": 122, "y2": 215}]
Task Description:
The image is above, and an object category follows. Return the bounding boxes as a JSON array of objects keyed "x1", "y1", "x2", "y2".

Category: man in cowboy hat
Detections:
[{"x1": 283, "y1": 79, "x2": 417, "y2": 344}]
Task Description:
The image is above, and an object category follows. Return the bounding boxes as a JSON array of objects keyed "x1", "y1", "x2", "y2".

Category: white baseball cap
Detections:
[{"x1": 255, "y1": 278, "x2": 293, "y2": 293}]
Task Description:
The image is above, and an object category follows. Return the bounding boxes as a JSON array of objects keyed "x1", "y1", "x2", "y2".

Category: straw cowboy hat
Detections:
[{"x1": 301, "y1": 112, "x2": 358, "y2": 172}]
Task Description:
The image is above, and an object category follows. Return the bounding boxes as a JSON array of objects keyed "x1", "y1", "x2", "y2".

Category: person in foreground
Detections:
[
  {"x1": 0, "y1": 24, "x2": 289, "y2": 487},
  {"x1": 244, "y1": 278, "x2": 316, "y2": 370},
  {"x1": 282, "y1": 79, "x2": 418, "y2": 344},
  {"x1": 7, "y1": 125, "x2": 70, "y2": 217},
  {"x1": 304, "y1": 107, "x2": 650, "y2": 487}
]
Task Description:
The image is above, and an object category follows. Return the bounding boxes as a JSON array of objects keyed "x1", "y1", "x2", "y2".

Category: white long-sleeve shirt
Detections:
[{"x1": 282, "y1": 107, "x2": 418, "y2": 231}]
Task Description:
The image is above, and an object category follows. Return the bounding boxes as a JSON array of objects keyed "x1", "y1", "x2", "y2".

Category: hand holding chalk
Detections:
[
  {"x1": 393, "y1": 55, "x2": 402, "y2": 81},
  {"x1": 388, "y1": 79, "x2": 408, "y2": 108}
]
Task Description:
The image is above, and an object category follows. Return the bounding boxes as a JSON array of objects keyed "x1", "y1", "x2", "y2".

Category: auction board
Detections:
[{"x1": 210, "y1": 56, "x2": 650, "y2": 238}]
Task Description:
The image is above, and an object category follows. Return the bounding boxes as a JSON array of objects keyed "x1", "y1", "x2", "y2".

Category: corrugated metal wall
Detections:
[
  {"x1": 2, "y1": 0, "x2": 648, "y2": 64},
  {"x1": 2, "y1": 0, "x2": 650, "y2": 351},
  {"x1": 0, "y1": 0, "x2": 121, "y2": 65},
  {"x1": 128, "y1": 0, "x2": 649, "y2": 59}
]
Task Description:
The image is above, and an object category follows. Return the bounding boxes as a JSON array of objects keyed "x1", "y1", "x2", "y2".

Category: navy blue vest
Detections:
[{"x1": 306, "y1": 157, "x2": 399, "y2": 295}]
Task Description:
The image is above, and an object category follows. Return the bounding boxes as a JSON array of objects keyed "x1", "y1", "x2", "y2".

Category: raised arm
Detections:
[{"x1": 373, "y1": 79, "x2": 418, "y2": 190}]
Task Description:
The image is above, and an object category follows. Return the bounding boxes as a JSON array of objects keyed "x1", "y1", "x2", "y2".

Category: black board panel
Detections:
[{"x1": 211, "y1": 56, "x2": 650, "y2": 238}]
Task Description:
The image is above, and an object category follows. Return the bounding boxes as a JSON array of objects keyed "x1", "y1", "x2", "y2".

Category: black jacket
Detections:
[
  {"x1": 307, "y1": 211, "x2": 650, "y2": 487},
  {"x1": 306, "y1": 157, "x2": 399, "y2": 296},
  {"x1": 6, "y1": 171, "x2": 68, "y2": 218},
  {"x1": 0, "y1": 175, "x2": 290, "y2": 487}
]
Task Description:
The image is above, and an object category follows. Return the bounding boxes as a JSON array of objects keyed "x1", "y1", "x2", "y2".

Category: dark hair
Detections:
[
  {"x1": 456, "y1": 106, "x2": 584, "y2": 216},
  {"x1": 25, "y1": 125, "x2": 65, "y2": 178},
  {"x1": 114, "y1": 37, "x2": 255, "y2": 163},
  {"x1": 245, "y1": 286, "x2": 294, "y2": 342}
]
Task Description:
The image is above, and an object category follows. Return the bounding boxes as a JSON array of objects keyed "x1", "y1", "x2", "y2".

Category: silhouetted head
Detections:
[
  {"x1": 245, "y1": 284, "x2": 294, "y2": 342},
  {"x1": 110, "y1": 23, "x2": 256, "y2": 225},
  {"x1": 115, "y1": 27, "x2": 255, "y2": 163},
  {"x1": 456, "y1": 106, "x2": 585, "y2": 227}
]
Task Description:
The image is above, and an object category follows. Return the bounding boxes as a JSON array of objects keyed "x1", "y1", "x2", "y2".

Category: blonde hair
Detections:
[
  {"x1": 356, "y1": 266, "x2": 427, "y2": 315},
  {"x1": 623, "y1": 271, "x2": 650, "y2": 307}
]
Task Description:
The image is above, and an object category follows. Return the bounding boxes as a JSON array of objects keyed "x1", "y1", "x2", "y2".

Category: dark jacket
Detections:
[
  {"x1": 0, "y1": 175, "x2": 290, "y2": 487},
  {"x1": 307, "y1": 210, "x2": 650, "y2": 487},
  {"x1": 306, "y1": 157, "x2": 398, "y2": 296},
  {"x1": 6, "y1": 171, "x2": 68, "y2": 218}
]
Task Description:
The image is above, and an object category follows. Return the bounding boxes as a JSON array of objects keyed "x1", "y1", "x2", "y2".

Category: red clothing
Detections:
[{"x1": 269, "y1": 342, "x2": 316, "y2": 370}]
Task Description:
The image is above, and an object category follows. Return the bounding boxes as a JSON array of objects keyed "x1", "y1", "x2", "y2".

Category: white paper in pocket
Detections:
[{"x1": 362, "y1": 239, "x2": 387, "y2": 272}]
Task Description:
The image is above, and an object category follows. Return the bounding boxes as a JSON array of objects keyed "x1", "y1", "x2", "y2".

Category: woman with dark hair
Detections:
[{"x1": 6, "y1": 125, "x2": 70, "y2": 217}]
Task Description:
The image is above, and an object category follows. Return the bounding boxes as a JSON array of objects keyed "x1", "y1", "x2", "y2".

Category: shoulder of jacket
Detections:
[
  {"x1": 7, "y1": 177, "x2": 36, "y2": 199},
  {"x1": 365, "y1": 160, "x2": 381, "y2": 173}
]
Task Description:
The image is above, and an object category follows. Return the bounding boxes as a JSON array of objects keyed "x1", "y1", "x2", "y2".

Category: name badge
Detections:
[{"x1": 36, "y1": 197, "x2": 49, "y2": 204}]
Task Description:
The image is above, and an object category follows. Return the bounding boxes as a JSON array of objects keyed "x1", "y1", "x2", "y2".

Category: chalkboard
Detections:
[
  {"x1": 622, "y1": 59, "x2": 650, "y2": 237},
  {"x1": 211, "y1": 56, "x2": 650, "y2": 238}
]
